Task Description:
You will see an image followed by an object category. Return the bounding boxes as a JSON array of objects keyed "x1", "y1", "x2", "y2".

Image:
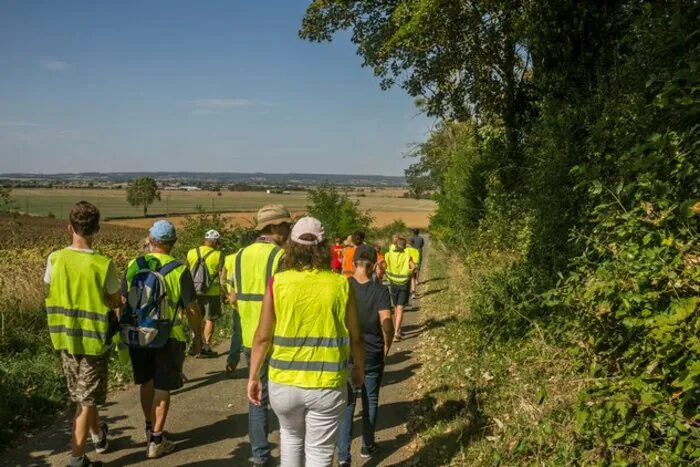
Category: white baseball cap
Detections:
[
  {"x1": 205, "y1": 229, "x2": 221, "y2": 240},
  {"x1": 291, "y1": 217, "x2": 325, "y2": 245}
]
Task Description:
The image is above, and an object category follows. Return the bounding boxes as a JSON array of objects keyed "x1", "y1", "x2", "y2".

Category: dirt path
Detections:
[{"x1": 3, "y1": 252, "x2": 429, "y2": 467}]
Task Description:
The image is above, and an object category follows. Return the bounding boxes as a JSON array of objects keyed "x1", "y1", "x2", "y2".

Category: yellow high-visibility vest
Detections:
[
  {"x1": 268, "y1": 270, "x2": 350, "y2": 389},
  {"x1": 187, "y1": 246, "x2": 223, "y2": 296},
  {"x1": 385, "y1": 250, "x2": 411, "y2": 285},
  {"x1": 230, "y1": 241, "x2": 284, "y2": 347},
  {"x1": 406, "y1": 246, "x2": 421, "y2": 266},
  {"x1": 45, "y1": 248, "x2": 113, "y2": 356}
]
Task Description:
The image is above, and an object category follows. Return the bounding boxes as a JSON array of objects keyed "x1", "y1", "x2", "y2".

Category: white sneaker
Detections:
[
  {"x1": 147, "y1": 437, "x2": 175, "y2": 459},
  {"x1": 93, "y1": 422, "x2": 109, "y2": 454}
]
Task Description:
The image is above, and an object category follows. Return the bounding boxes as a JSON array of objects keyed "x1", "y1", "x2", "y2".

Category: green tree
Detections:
[
  {"x1": 300, "y1": 0, "x2": 531, "y2": 168},
  {"x1": 126, "y1": 177, "x2": 161, "y2": 217},
  {"x1": 306, "y1": 184, "x2": 373, "y2": 239},
  {"x1": 0, "y1": 187, "x2": 16, "y2": 214}
]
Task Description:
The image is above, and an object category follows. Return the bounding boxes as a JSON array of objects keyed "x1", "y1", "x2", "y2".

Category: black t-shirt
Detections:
[{"x1": 350, "y1": 277, "x2": 392, "y2": 358}]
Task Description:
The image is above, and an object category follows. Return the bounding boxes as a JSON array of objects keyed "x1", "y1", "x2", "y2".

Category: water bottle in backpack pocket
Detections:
[
  {"x1": 191, "y1": 247, "x2": 215, "y2": 294},
  {"x1": 120, "y1": 256, "x2": 181, "y2": 348}
]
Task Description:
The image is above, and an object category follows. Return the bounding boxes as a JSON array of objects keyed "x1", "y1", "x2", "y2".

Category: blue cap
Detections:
[{"x1": 149, "y1": 220, "x2": 177, "y2": 242}]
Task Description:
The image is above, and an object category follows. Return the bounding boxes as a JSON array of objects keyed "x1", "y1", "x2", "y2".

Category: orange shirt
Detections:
[
  {"x1": 342, "y1": 246, "x2": 356, "y2": 277},
  {"x1": 375, "y1": 252, "x2": 385, "y2": 280}
]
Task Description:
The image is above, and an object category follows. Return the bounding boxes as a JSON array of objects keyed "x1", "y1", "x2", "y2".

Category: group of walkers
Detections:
[{"x1": 44, "y1": 200, "x2": 424, "y2": 467}]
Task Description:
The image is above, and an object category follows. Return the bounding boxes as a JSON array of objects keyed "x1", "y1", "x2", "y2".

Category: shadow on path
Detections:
[{"x1": 107, "y1": 411, "x2": 249, "y2": 466}]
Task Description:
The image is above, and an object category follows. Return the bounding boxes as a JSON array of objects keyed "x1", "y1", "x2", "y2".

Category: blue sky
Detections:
[{"x1": 0, "y1": 1, "x2": 432, "y2": 176}]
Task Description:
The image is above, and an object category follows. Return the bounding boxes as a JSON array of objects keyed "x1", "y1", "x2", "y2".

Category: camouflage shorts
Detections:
[{"x1": 60, "y1": 351, "x2": 109, "y2": 407}]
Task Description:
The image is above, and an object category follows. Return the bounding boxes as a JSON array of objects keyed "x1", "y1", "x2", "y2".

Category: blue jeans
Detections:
[
  {"x1": 227, "y1": 307, "x2": 242, "y2": 367},
  {"x1": 337, "y1": 355, "x2": 385, "y2": 463},
  {"x1": 244, "y1": 347, "x2": 270, "y2": 465}
]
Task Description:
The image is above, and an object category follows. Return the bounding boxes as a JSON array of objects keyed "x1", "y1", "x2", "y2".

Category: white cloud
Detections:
[{"x1": 40, "y1": 60, "x2": 68, "y2": 72}]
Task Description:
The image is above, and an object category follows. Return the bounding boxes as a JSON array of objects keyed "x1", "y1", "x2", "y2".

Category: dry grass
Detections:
[{"x1": 405, "y1": 244, "x2": 581, "y2": 466}]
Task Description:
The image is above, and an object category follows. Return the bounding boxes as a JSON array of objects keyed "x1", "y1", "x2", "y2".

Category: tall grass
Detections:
[{"x1": 407, "y1": 243, "x2": 582, "y2": 465}]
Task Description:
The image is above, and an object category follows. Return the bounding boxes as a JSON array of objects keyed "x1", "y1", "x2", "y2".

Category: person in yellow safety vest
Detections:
[
  {"x1": 44, "y1": 201, "x2": 122, "y2": 467},
  {"x1": 388, "y1": 232, "x2": 400, "y2": 252},
  {"x1": 248, "y1": 216, "x2": 365, "y2": 466},
  {"x1": 186, "y1": 229, "x2": 224, "y2": 358},
  {"x1": 382, "y1": 237, "x2": 415, "y2": 342},
  {"x1": 123, "y1": 220, "x2": 203, "y2": 459},
  {"x1": 405, "y1": 243, "x2": 421, "y2": 302},
  {"x1": 223, "y1": 204, "x2": 292, "y2": 467}
]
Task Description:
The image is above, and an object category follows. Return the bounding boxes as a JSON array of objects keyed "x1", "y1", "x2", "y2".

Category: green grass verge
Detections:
[{"x1": 406, "y1": 244, "x2": 581, "y2": 465}]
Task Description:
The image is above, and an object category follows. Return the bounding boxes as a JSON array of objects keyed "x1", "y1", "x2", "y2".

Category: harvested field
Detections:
[
  {"x1": 107, "y1": 210, "x2": 430, "y2": 230},
  {"x1": 11, "y1": 188, "x2": 434, "y2": 220}
]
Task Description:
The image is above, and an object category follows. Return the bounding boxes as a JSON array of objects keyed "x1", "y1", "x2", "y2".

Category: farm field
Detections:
[
  {"x1": 108, "y1": 210, "x2": 431, "y2": 230},
  {"x1": 10, "y1": 188, "x2": 435, "y2": 228}
]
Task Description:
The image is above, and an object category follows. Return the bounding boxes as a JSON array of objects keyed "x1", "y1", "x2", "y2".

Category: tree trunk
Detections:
[{"x1": 143, "y1": 204, "x2": 148, "y2": 218}]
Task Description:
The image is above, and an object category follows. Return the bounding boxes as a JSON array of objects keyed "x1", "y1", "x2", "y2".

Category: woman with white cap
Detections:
[{"x1": 247, "y1": 216, "x2": 365, "y2": 467}]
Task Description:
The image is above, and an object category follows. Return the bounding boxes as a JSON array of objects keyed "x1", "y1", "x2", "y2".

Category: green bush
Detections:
[
  {"x1": 172, "y1": 211, "x2": 255, "y2": 259},
  {"x1": 306, "y1": 184, "x2": 373, "y2": 239}
]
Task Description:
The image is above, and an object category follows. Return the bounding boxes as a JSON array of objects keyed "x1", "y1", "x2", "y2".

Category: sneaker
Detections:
[
  {"x1": 67, "y1": 455, "x2": 103, "y2": 467},
  {"x1": 225, "y1": 361, "x2": 238, "y2": 377},
  {"x1": 361, "y1": 444, "x2": 379, "y2": 459},
  {"x1": 197, "y1": 347, "x2": 218, "y2": 358},
  {"x1": 147, "y1": 437, "x2": 176, "y2": 459},
  {"x1": 339, "y1": 461, "x2": 351, "y2": 467},
  {"x1": 93, "y1": 422, "x2": 109, "y2": 454}
]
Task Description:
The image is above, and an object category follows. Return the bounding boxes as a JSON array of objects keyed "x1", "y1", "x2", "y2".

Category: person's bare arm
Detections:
[
  {"x1": 409, "y1": 258, "x2": 416, "y2": 272},
  {"x1": 248, "y1": 286, "x2": 276, "y2": 405},
  {"x1": 379, "y1": 309, "x2": 394, "y2": 357},
  {"x1": 185, "y1": 301, "x2": 203, "y2": 354},
  {"x1": 220, "y1": 265, "x2": 232, "y2": 304},
  {"x1": 345, "y1": 290, "x2": 365, "y2": 387}
]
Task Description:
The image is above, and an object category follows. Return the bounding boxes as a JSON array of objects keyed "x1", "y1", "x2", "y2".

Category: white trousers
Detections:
[{"x1": 269, "y1": 381, "x2": 346, "y2": 467}]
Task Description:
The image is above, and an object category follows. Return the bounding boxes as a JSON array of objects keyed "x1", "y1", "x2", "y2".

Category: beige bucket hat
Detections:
[{"x1": 256, "y1": 204, "x2": 293, "y2": 230}]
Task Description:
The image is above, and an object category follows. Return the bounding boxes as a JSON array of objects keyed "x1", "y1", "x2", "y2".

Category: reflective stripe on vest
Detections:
[
  {"x1": 232, "y1": 242, "x2": 283, "y2": 347},
  {"x1": 45, "y1": 248, "x2": 112, "y2": 356},
  {"x1": 269, "y1": 359, "x2": 349, "y2": 372},
  {"x1": 385, "y1": 250, "x2": 411, "y2": 285},
  {"x1": 268, "y1": 270, "x2": 350, "y2": 389}
]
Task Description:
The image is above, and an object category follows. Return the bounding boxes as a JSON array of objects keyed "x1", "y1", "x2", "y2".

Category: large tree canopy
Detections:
[
  {"x1": 300, "y1": 0, "x2": 532, "y2": 156},
  {"x1": 126, "y1": 177, "x2": 161, "y2": 217}
]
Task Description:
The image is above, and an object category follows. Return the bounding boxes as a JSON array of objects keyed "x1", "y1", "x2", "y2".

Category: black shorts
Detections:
[
  {"x1": 129, "y1": 338, "x2": 186, "y2": 391},
  {"x1": 390, "y1": 286, "x2": 410, "y2": 307}
]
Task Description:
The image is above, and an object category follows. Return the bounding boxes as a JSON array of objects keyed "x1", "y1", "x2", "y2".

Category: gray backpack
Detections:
[{"x1": 191, "y1": 248, "x2": 216, "y2": 294}]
